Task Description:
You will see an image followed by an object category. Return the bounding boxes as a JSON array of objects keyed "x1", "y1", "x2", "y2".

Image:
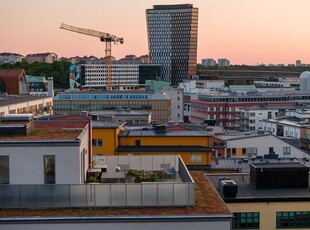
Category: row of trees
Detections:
[{"x1": 0, "y1": 60, "x2": 71, "y2": 89}]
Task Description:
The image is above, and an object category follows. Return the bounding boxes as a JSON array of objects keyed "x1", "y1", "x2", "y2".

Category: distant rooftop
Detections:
[
  {"x1": 215, "y1": 131, "x2": 271, "y2": 141},
  {"x1": 119, "y1": 129, "x2": 210, "y2": 137},
  {"x1": 92, "y1": 120, "x2": 123, "y2": 129},
  {"x1": 153, "y1": 4, "x2": 193, "y2": 10},
  {"x1": 240, "y1": 104, "x2": 304, "y2": 111}
]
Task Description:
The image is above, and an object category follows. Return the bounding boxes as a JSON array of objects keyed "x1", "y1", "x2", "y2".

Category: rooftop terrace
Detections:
[{"x1": 0, "y1": 171, "x2": 231, "y2": 217}]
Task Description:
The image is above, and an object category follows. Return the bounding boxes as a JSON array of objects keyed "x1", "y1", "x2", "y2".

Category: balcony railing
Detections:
[{"x1": 0, "y1": 155, "x2": 194, "y2": 209}]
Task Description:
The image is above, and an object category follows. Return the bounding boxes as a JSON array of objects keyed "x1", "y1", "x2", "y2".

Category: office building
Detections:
[
  {"x1": 146, "y1": 4, "x2": 198, "y2": 86},
  {"x1": 53, "y1": 91, "x2": 171, "y2": 122},
  {"x1": 218, "y1": 58, "x2": 230, "y2": 67},
  {"x1": 73, "y1": 63, "x2": 161, "y2": 90}
]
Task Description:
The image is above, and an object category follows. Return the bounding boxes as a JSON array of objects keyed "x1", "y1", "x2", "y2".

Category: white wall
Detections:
[
  {"x1": 160, "y1": 88, "x2": 184, "y2": 122},
  {"x1": 0, "y1": 145, "x2": 81, "y2": 184},
  {"x1": 227, "y1": 134, "x2": 307, "y2": 158}
]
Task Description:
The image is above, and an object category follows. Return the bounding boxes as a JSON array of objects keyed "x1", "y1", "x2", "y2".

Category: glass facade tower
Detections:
[{"x1": 146, "y1": 4, "x2": 198, "y2": 86}]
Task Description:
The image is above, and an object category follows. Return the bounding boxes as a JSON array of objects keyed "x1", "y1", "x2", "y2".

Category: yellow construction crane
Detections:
[{"x1": 60, "y1": 23, "x2": 124, "y2": 90}]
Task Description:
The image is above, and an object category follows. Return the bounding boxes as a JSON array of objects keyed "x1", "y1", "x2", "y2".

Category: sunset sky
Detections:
[{"x1": 1, "y1": 0, "x2": 310, "y2": 65}]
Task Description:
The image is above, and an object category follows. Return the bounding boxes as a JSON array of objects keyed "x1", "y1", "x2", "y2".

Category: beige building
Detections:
[
  {"x1": 0, "y1": 95, "x2": 53, "y2": 117},
  {"x1": 25, "y1": 52, "x2": 57, "y2": 64}
]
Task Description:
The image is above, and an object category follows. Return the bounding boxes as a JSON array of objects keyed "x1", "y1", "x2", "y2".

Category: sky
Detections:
[{"x1": 1, "y1": 0, "x2": 310, "y2": 65}]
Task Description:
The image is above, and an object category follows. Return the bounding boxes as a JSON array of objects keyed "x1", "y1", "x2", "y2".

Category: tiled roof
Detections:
[{"x1": 0, "y1": 171, "x2": 232, "y2": 217}]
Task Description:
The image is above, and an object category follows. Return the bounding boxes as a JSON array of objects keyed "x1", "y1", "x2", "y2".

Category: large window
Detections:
[
  {"x1": 190, "y1": 154, "x2": 202, "y2": 163},
  {"x1": 92, "y1": 138, "x2": 103, "y2": 147},
  {"x1": 232, "y1": 212, "x2": 260, "y2": 229},
  {"x1": 0, "y1": 156, "x2": 9, "y2": 184},
  {"x1": 277, "y1": 211, "x2": 310, "y2": 228},
  {"x1": 44, "y1": 155, "x2": 55, "y2": 184}
]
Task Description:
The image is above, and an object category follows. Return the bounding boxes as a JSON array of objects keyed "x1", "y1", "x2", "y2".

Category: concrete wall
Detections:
[{"x1": 0, "y1": 219, "x2": 231, "y2": 230}]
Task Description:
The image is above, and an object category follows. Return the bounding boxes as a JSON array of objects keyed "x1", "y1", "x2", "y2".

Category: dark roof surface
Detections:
[
  {"x1": 207, "y1": 173, "x2": 310, "y2": 202},
  {"x1": 117, "y1": 146, "x2": 213, "y2": 152},
  {"x1": 251, "y1": 162, "x2": 308, "y2": 169},
  {"x1": 119, "y1": 130, "x2": 209, "y2": 137},
  {"x1": 0, "y1": 95, "x2": 51, "y2": 107}
]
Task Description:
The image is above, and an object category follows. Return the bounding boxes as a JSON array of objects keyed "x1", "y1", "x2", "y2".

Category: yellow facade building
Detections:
[
  {"x1": 91, "y1": 122, "x2": 214, "y2": 168},
  {"x1": 91, "y1": 121, "x2": 125, "y2": 156}
]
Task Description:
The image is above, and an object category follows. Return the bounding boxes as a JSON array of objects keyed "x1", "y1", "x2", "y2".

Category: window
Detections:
[
  {"x1": 242, "y1": 148, "x2": 247, "y2": 155},
  {"x1": 268, "y1": 111, "x2": 272, "y2": 119},
  {"x1": 92, "y1": 139, "x2": 103, "y2": 147},
  {"x1": 246, "y1": 148, "x2": 253, "y2": 157},
  {"x1": 283, "y1": 147, "x2": 291, "y2": 155},
  {"x1": 44, "y1": 155, "x2": 55, "y2": 184},
  {"x1": 250, "y1": 112, "x2": 255, "y2": 116},
  {"x1": 232, "y1": 212, "x2": 260, "y2": 229},
  {"x1": 252, "y1": 147, "x2": 257, "y2": 156},
  {"x1": 277, "y1": 211, "x2": 310, "y2": 228},
  {"x1": 0, "y1": 156, "x2": 9, "y2": 184},
  {"x1": 190, "y1": 154, "x2": 202, "y2": 163},
  {"x1": 135, "y1": 140, "x2": 141, "y2": 146},
  {"x1": 232, "y1": 148, "x2": 236, "y2": 156}
]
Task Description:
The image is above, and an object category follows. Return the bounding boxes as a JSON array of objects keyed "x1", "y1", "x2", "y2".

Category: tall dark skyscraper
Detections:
[{"x1": 146, "y1": 4, "x2": 198, "y2": 86}]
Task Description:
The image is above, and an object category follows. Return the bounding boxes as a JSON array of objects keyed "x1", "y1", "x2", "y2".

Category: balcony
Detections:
[{"x1": 0, "y1": 155, "x2": 194, "y2": 209}]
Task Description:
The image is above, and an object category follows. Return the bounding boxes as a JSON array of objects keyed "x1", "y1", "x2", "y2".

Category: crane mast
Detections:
[{"x1": 60, "y1": 23, "x2": 124, "y2": 90}]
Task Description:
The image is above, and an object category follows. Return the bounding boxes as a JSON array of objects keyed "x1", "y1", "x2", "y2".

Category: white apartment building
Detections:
[
  {"x1": 218, "y1": 58, "x2": 230, "y2": 67},
  {"x1": 0, "y1": 52, "x2": 24, "y2": 64},
  {"x1": 81, "y1": 64, "x2": 139, "y2": 89},
  {"x1": 158, "y1": 88, "x2": 184, "y2": 122},
  {"x1": 201, "y1": 58, "x2": 216, "y2": 66},
  {"x1": 238, "y1": 105, "x2": 299, "y2": 131},
  {"x1": 215, "y1": 131, "x2": 308, "y2": 159}
]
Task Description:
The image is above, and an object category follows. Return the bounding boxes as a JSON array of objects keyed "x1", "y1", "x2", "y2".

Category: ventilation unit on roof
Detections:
[{"x1": 218, "y1": 179, "x2": 238, "y2": 198}]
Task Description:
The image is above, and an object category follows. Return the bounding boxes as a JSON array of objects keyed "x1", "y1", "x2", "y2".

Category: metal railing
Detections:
[{"x1": 0, "y1": 155, "x2": 194, "y2": 209}]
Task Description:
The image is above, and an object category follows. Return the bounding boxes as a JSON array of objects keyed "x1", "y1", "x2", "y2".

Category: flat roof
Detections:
[
  {"x1": 0, "y1": 171, "x2": 231, "y2": 217},
  {"x1": 250, "y1": 162, "x2": 308, "y2": 169},
  {"x1": 240, "y1": 104, "x2": 304, "y2": 111},
  {"x1": 0, "y1": 121, "x2": 87, "y2": 141},
  {"x1": 265, "y1": 118, "x2": 310, "y2": 127},
  {"x1": 92, "y1": 120, "x2": 122, "y2": 129},
  {"x1": 208, "y1": 158, "x2": 310, "y2": 173},
  {"x1": 117, "y1": 145, "x2": 213, "y2": 152},
  {"x1": 119, "y1": 130, "x2": 209, "y2": 137},
  {"x1": 0, "y1": 95, "x2": 51, "y2": 107},
  {"x1": 207, "y1": 173, "x2": 310, "y2": 202},
  {"x1": 90, "y1": 110, "x2": 150, "y2": 116},
  {"x1": 214, "y1": 131, "x2": 271, "y2": 141},
  {"x1": 153, "y1": 4, "x2": 193, "y2": 10}
]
